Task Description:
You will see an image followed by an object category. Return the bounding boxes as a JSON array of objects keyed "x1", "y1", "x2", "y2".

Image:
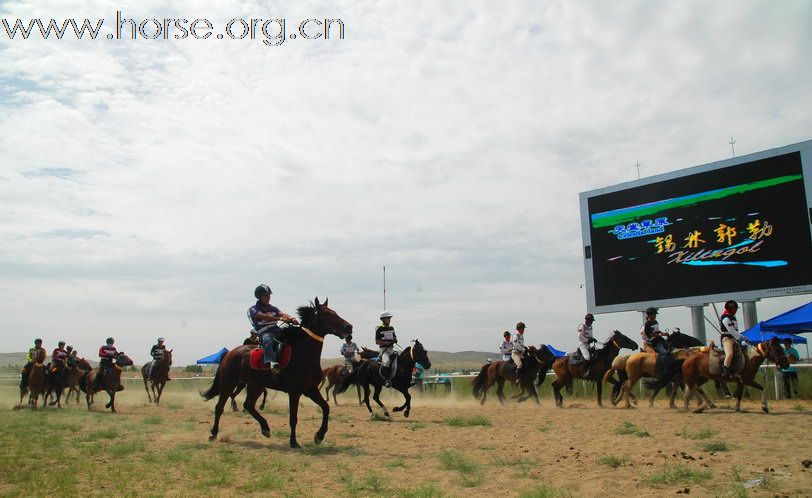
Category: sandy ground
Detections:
[{"x1": 2, "y1": 383, "x2": 811, "y2": 497}]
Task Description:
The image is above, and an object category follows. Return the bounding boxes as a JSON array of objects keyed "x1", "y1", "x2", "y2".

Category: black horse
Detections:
[
  {"x1": 202, "y1": 298, "x2": 352, "y2": 448},
  {"x1": 335, "y1": 340, "x2": 431, "y2": 418}
]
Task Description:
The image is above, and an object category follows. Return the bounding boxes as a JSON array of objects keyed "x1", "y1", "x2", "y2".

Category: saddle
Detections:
[
  {"x1": 249, "y1": 344, "x2": 292, "y2": 371},
  {"x1": 708, "y1": 343, "x2": 745, "y2": 377},
  {"x1": 568, "y1": 349, "x2": 586, "y2": 367},
  {"x1": 375, "y1": 351, "x2": 399, "y2": 380}
]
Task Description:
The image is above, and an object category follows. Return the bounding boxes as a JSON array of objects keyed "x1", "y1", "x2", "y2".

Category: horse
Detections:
[
  {"x1": 614, "y1": 331, "x2": 704, "y2": 409},
  {"x1": 20, "y1": 349, "x2": 47, "y2": 408},
  {"x1": 202, "y1": 298, "x2": 353, "y2": 448},
  {"x1": 80, "y1": 353, "x2": 134, "y2": 413},
  {"x1": 228, "y1": 383, "x2": 269, "y2": 412},
  {"x1": 551, "y1": 330, "x2": 638, "y2": 408},
  {"x1": 141, "y1": 349, "x2": 173, "y2": 405},
  {"x1": 334, "y1": 340, "x2": 431, "y2": 419},
  {"x1": 61, "y1": 359, "x2": 93, "y2": 404},
  {"x1": 681, "y1": 338, "x2": 789, "y2": 413},
  {"x1": 471, "y1": 345, "x2": 556, "y2": 405},
  {"x1": 319, "y1": 364, "x2": 363, "y2": 405}
]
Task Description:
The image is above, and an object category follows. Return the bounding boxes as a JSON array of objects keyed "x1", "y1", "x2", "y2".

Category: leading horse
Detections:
[
  {"x1": 141, "y1": 349, "x2": 173, "y2": 405},
  {"x1": 81, "y1": 353, "x2": 134, "y2": 413},
  {"x1": 551, "y1": 330, "x2": 638, "y2": 407},
  {"x1": 335, "y1": 340, "x2": 431, "y2": 418},
  {"x1": 202, "y1": 298, "x2": 352, "y2": 448},
  {"x1": 19, "y1": 349, "x2": 47, "y2": 408}
]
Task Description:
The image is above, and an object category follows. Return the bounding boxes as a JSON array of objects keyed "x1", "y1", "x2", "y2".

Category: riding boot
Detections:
[
  {"x1": 515, "y1": 369, "x2": 522, "y2": 384},
  {"x1": 721, "y1": 365, "x2": 731, "y2": 378},
  {"x1": 381, "y1": 366, "x2": 391, "y2": 387}
]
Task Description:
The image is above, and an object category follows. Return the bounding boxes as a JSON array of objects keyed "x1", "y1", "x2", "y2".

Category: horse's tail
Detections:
[
  {"x1": 200, "y1": 360, "x2": 224, "y2": 401},
  {"x1": 335, "y1": 366, "x2": 358, "y2": 395},
  {"x1": 602, "y1": 367, "x2": 617, "y2": 385},
  {"x1": 471, "y1": 363, "x2": 490, "y2": 399}
]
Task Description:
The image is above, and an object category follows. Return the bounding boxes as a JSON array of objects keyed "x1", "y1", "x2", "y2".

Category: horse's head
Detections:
[
  {"x1": 298, "y1": 297, "x2": 353, "y2": 339},
  {"x1": 165, "y1": 349, "x2": 174, "y2": 366},
  {"x1": 761, "y1": 338, "x2": 790, "y2": 369},
  {"x1": 115, "y1": 353, "x2": 134, "y2": 367},
  {"x1": 668, "y1": 330, "x2": 703, "y2": 348},
  {"x1": 607, "y1": 330, "x2": 638, "y2": 351},
  {"x1": 410, "y1": 339, "x2": 431, "y2": 370},
  {"x1": 536, "y1": 344, "x2": 557, "y2": 363},
  {"x1": 77, "y1": 358, "x2": 93, "y2": 371}
]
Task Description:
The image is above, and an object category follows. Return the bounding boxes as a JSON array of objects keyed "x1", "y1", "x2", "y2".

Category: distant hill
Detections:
[
  {"x1": 320, "y1": 350, "x2": 493, "y2": 373},
  {"x1": 0, "y1": 352, "x2": 98, "y2": 368}
]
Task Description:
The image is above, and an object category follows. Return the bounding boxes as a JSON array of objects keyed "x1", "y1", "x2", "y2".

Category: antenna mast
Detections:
[
  {"x1": 729, "y1": 137, "x2": 736, "y2": 157},
  {"x1": 383, "y1": 266, "x2": 387, "y2": 310},
  {"x1": 634, "y1": 160, "x2": 641, "y2": 180}
]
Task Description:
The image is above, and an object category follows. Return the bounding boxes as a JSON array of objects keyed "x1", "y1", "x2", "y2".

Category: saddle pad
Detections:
[
  {"x1": 708, "y1": 348, "x2": 744, "y2": 376},
  {"x1": 249, "y1": 345, "x2": 292, "y2": 371}
]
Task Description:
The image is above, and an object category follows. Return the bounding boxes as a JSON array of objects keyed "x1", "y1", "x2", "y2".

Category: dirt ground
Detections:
[{"x1": 2, "y1": 383, "x2": 811, "y2": 497}]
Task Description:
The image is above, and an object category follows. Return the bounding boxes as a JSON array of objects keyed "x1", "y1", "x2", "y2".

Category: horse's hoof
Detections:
[
  {"x1": 261, "y1": 429, "x2": 271, "y2": 438},
  {"x1": 392, "y1": 407, "x2": 402, "y2": 412},
  {"x1": 314, "y1": 433, "x2": 324, "y2": 445},
  {"x1": 384, "y1": 412, "x2": 390, "y2": 418},
  {"x1": 762, "y1": 406, "x2": 769, "y2": 414},
  {"x1": 404, "y1": 411, "x2": 410, "y2": 418},
  {"x1": 209, "y1": 434, "x2": 217, "y2": 442},
  {"x1": 290, "y1": 441, "x2": 301, "y2": 449}
]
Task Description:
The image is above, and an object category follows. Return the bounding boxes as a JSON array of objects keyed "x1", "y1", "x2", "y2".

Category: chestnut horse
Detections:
[
  {"x1": 81, "y1": 353, "x2": 134, "y2": 413},
  {"x1": 551, "y1": 330, "x2": 638, "y2": 407},
  {"x1": 334, "y1": 340, "x2": 432, "y2": 418},
  {"x1": 471, "y1": 345, "x2": 556, "y2": 405},
  {"x1": 682, "y1": 338, "x2": 789, "y2": 413},
  {"x1": 19, "y1": 349, "x2": 47, "y2": 408},
  {"x1": 319, "y1": 364, "x2": 362, "y2": 405},
  {"x1": 614, "y1": 331, "x2": 704, "y2": 409},
  {"x1": 202, "y1": 298, "x2": 353, "y2": 448},
  {"x1": 141, "y1": 349, "x2": 173, "y2": 405}
]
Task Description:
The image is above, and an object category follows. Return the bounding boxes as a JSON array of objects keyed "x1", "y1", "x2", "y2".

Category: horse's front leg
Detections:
[
  {"x1": 288, "y1": 391, "x2": 303, "y2": 448},
  {"x1": 304, "y1": 386, "x2": 330, "y2": 444},
  {"x1": 392, "y1": 387, "x2": 412, "y2": 417},
  {"x1": 742, "y1": 379, "x2": 768, "y2": 413},
  {"x1": 371, "y1": 384, "x2": 389, "y2": 418}
]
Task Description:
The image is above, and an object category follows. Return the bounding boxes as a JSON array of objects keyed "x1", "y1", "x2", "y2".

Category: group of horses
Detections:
[
  {"x1": 17, "y1": 348, "x2": 174, "y2": 413},
  {"x1": 470, "y1": 329, "x2": 791, "y2": 413}
]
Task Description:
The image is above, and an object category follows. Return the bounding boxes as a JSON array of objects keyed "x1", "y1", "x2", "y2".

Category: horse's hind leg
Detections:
[
  {"x1": 496, "y1": 378, "x2": 507, "y2": 405},
  {"x1": 361, "y1": 385, "x2": 373, "y2": 415},
  {"x1": 371, "y1": 385, "x2": 389, "y2": 418},
  {"x1": 552, "y1": 380, "x2": 564, "y2": 408},
  {"x1": 356, "y1": 385, "x2": 362, "y2": 406},
  {"x1": 303, "y1": 386, "x2": 330, "y2": 444},
  {"x1": 259, "y1": 389, "x2": 267, "y2": 411},
  {"x1": 209, "y1": 391, "x2": 231, "y2": 441},
  {"x1": 143, "y1": 378, "x2": 152, "y2": 403},
  {"x1": 230, "y1": 383, "x2": 244, "y2": 412}
]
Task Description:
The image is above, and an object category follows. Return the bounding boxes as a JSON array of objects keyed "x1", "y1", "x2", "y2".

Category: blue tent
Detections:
[
  {"x1": 196, "y1": 347, "x2": 229, "y2": 364},
  {"x1": 742, "y1": 324, "x2": 807, "y2": 344},
  {"x1": 546, "y1": 344, "x2": 568, "y2": 358},
  {"x1": 760, "y1": 301, "x2": 812, "y2": 332}
]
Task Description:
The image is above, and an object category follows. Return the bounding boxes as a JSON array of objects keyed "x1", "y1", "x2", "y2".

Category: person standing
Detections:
[{"x1": 780, "y1": 338, "x2": 801, "y2": 399}]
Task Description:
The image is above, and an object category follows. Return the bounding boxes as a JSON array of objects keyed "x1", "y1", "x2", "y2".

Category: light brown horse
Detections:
[
  {"x1": 319, "y1": 364, "x2": 362, "y2": 405},
  {"x1": 20, "y1": 349, "x2": 47, "y2": 408},
  {"x1": 141, "y1": 349, "x2": 173, "y2": 405},
  {"x1": 551, "y1": 330, "x2": 638, "y2": 407},
  {"x1": 682, "y1": 338, "x2": 789, "y2": 413},
  {"x1": 471, "y1": 346, "x2": 556, "y2": 405},
  {"x1": 81, "y1": 353, "x2": 134, "y2": 413}
]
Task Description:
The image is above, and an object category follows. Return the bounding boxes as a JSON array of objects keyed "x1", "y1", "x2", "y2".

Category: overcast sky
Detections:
[{"x1": 1, "y1": 1, "x2": 810, "y2": 366}]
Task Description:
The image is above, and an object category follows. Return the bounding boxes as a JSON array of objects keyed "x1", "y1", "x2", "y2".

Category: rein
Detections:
[{"x1": 300, "y1": 326, "x2": 324, "y2": 343}]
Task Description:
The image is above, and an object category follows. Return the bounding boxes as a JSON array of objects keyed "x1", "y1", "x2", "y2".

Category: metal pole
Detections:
[
  {"x1": 383, "y1": 266, "x2": 386, "y2": 311},
  {"x1": 741, "y1": 301, "x2": 758, "y2": 330},
  {"x1": 690, "y1": 305, "x2": 707, "y2": 343}
]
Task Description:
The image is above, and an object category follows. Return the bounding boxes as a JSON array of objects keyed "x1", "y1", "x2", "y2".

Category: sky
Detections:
[{"x1": 1, "y1": 1, "x2": 810, "y2": 366}]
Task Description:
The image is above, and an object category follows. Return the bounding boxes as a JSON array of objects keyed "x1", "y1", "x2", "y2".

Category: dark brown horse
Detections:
[
  {"x1": 19, "y1": 349, "x2": 47, "y2": 408},
  {"x1": 81, "y1": 353, "x2": 134, "y2": 413},
  {"x1": 141, "y1": 349, "x2": 173, "y2": 405},
  {"x1": 471, "y1": 346, "x2": 556, "y2": 405},
  {"x1": 45, "y1": 358, "x2": 93, "y2": 407},
  {"x1": 202, "y1": 298, "x2": 352, "y2": 448},
  {"x1": 334, "y1": 340, "x2": 432, "y2": 418},
  {"x1": 681, "y1": 339, "x2": 789, "y2": 413},
  {"x1": 319, "y1": 364, "x2": 362, "y2": 405},
  {"x1": 551, "y1": 330, "x2": 638, "y2": 407}
]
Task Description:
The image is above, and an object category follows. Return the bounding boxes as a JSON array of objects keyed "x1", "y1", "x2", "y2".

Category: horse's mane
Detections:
[{"x1": 296, "y1": 303, "x2": 316, "y2": 324}]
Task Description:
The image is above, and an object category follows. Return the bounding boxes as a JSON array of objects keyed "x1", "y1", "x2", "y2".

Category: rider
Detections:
[
  {"x1": 97, "y1": 337, "x2": 124, "y2": 391},
  {"x1": 499, "y1": 331, "x2": 512, "y2": 361},
  {"x1": 20, "y1": 338, "x2": 47, "y2": 389},
  {"x1": 248, "y1": 284, "x2": 299, "y2": 372},
  {"x1": 149, "y1": 337, "x2": 171, "y2": 381},
  {"x1": 719, "y1": 300, "x2": 744, "y2": 378},
  {"x1": 65, "y1": 347, "x2": 78, "y2": 368},
  {"x1": 51, "y1": 341, "x2": 68, "y2": 373},
  {"x1": 375, "y1": 311, "x2": 398, "y2": 387},
  {"x1": 511, "y1": 322, "x2": 527, "y2": 383},
  {"x1": 640, "y1": 307, "x2": 674, "y2": 379},
  {"x1": 578, "y1": 314, "x2": 597, "y2": 376},
  {"x1": 339, "y1": 334, "x2": 360, "y2": 374}
]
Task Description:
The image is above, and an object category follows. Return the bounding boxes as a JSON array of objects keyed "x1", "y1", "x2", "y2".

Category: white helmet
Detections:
[
  {"x1": 157, "y1": 337, "x2": 165, "y2": 342},
  {"x1": 379, "y1": 311, "x2": 393, "y2": 319}
]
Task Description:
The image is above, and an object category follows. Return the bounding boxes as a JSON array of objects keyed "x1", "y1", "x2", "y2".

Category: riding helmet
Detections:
[
  {"x1": 516, "y1": 322, "x2": 526, "y2": 330},
  {"x1": 157, "y1": 337, "x2": 165, "y2": 342},
  {"x1": 645, "y1": 307, "x2": 658, "y2": 315},
  {"x1": 724, "y1": 300, "x2": 738, "y2": 310},
  {"x1": 254, "y1": 284, "x2": 272, "y2": 299},
  {"x1": 34, "y1": 338, "x2": 42, "y2": 344},
  {"x1": 380, "y1": 311, "x2": 393, "y2": 319},
  {"x1": 584, "y1": 313, "x2": 595, "y2": 321},
  {"x1": 106, "y1": 337, "x2": 115, "y2": 345}
]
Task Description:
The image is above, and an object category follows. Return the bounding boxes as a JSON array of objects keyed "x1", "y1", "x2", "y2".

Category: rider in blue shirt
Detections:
[{"x1": 248, "y1": 284, "x2": 299, "y2": 372}]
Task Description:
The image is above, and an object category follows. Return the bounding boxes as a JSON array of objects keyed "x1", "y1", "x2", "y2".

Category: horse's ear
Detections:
[
  {"x1": 323, "y1": 297, "x2": 328, "y2": 307},
  {"x1": 315, "y1": 297, "x2": 320, "y2": 307},
  {"x1": 169, "y1": 349, "x2": 173, "y2": 353}
]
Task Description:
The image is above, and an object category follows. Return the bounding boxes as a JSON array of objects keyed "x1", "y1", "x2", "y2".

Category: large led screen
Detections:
[{"x1": 583, "y1": 150, "x2": 812, "y2": 311}]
